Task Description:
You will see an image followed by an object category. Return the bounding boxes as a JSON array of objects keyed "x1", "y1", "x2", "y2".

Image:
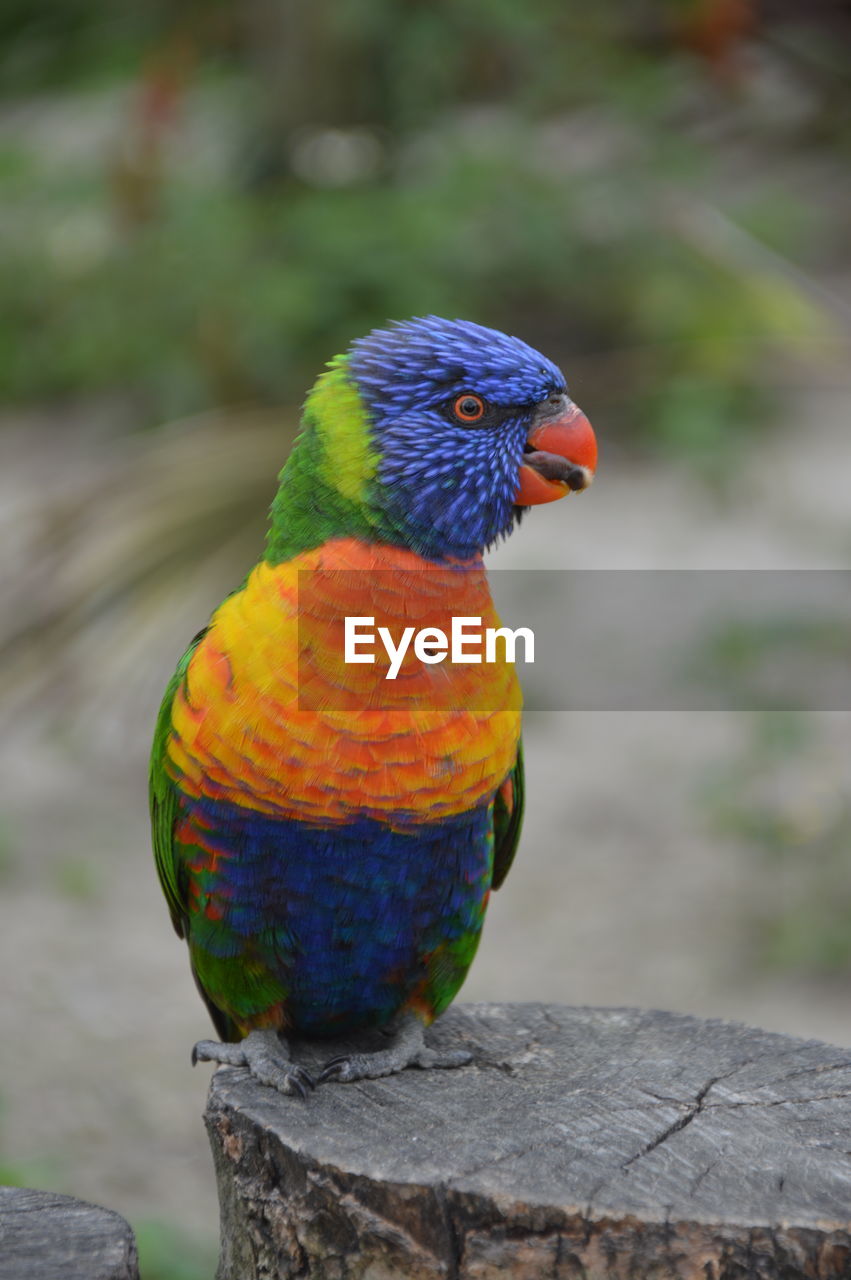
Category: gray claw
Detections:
[
  {"x1": 191, "y1": 1029, "x2": 313, "y2": 1098},
  {"x1": 317, "y1": 1059, "x2": 348, "y2": 1084},
  {"x1": 288, "y1": 1065, "x2": 316, "y2": 1099},
  {"x1": 317, "y1": 1055, "x2": 349, "y2": 1083}
]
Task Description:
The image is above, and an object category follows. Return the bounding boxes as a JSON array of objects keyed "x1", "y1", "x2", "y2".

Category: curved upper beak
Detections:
[{"x1": 514, "y1": 393, "x2": 597, "y2": 506}]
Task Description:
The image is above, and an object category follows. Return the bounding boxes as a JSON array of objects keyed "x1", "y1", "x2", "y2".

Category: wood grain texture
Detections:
[
  {"x1": 204, "y1": 1003, "x2": 851, "y2": 1279},
  {"x1": 0, "y1": 1187, "x2": 139, "y2": 1280}
]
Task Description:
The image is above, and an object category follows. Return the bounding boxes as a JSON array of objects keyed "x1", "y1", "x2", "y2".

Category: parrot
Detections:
[{"x1": 150, "y1": 316, "x2": 597, "y2": 1096}]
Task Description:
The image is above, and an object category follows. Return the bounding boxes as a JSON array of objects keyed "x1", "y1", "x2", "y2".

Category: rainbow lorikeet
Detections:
[{"x1": 150, "y1": 316, "x2": 597, "y2": 1095}]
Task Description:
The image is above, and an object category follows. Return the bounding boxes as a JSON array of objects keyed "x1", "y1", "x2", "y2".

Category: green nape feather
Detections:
[{"x1": 265, "y1": 356, "x2": 381, "y2": 565}]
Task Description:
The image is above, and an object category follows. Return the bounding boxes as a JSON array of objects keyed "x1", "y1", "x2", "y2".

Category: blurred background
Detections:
[{"x1": 1, "y1": 1, "x2": 850, "y2": 1275}]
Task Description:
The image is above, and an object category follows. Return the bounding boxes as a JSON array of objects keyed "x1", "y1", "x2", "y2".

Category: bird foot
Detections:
[
  {"x1": 192, "y1": 1028, "x2": 314, "y2": 1099},
  {"x1": 318, "y1": 1014, "x2": 472, "y2": 1084}
]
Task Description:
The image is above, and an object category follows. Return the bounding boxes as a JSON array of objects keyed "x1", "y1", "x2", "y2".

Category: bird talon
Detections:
[
  {"x1": 289, "y1": 1073, "x2": 310, "y2": 1101},
  {"x1": 190, "y1": 1030, "x2": 312, "y2": 1097},
  {"x1": 318, "y1": 1060, "x2": 348, "y2": 1084}
]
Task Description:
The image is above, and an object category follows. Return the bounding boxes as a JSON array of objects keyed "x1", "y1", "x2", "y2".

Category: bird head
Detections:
[{"x1": 267, "y1": 316, "x2": 596, "y2": 564}]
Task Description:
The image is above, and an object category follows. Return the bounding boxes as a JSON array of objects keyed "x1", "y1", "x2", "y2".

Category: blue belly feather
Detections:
[{"x1": 181, "y1": 795, "x2": 494, "y2": 1033}]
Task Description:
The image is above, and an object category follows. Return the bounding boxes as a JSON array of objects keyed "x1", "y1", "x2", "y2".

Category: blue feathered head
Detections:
[
  {"x1": 350, "y1": 316, "x2": 595, "y2": 559},
  {"x1": 268, "y1": 316, "x2": 596, "y2": 564}
]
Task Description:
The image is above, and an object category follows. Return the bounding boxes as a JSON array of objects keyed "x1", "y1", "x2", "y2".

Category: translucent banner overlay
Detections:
[{"x1": 295, "y1": 569, "x2": 851, "y2": 712}]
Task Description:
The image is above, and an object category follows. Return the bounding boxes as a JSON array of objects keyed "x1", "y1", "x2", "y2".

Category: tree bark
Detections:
[
  {"x1": 0, "y1": 1187, "x2": 139, "y2": 1280},
  {"x1": 204, "y1": 1002, "x2": 851, "y2": 1279}
]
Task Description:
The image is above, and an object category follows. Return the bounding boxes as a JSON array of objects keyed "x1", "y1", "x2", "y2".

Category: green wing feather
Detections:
[
  {"x1": 149, "y1": 628, "x2": 207, "y2": 938},
  {"x1": 492, "y1": 738, "x2": 524, "y2": 891}
]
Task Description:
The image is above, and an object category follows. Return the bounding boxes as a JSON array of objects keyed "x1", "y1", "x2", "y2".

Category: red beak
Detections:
[{"x1": 514, "y1": 400, "x2": 597, "y2": 506}]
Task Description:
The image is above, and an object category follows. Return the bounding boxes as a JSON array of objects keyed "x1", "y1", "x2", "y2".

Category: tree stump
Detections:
[
  {"x1": 0, "y1": 1187, "x2": 139, "y2": 1280},
  {"x1": 204, "y1": 1003, "x2": 851, "y2": 1279}
]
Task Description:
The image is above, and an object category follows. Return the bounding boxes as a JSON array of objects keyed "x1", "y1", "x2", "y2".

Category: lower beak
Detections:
[{"x1": 514, "y1": 401, "x2": 597, "y2": 506}]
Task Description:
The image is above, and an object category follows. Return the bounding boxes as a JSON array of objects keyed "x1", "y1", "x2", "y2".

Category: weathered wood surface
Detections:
[
  {"x1": 0, "y1": 1187, "x2": 139, "y2": 1280},
  {"x1": 205, "y1": 1002, "x2": 851, "y2": 1279}
]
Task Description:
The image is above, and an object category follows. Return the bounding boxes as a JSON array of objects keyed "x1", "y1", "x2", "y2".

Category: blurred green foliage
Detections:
[
  {"x1": 0, "y1": 3, "x2": 168, "y2": 91},
  {"x1": 53, "y1": 855, "x2": 101, "y2": 902},
  {"x1": 0, "y1": 817, "x2": 17, "y2": 883},
  {"x1": 698, "y1": 614, "x2": 851, "y2": 710},
  {"x1": 0, "y1": 1154, "x2": 62, "y2": 1193},
  {"x1": 701, "y1": 711, "x2": 851, "y2": 975},
  {"x1": 1, "y1": 0, "x2": 846, "y2": 459},
  {"x1": 135, "y1": 1218, "x2": 217, "y2": 1280}
]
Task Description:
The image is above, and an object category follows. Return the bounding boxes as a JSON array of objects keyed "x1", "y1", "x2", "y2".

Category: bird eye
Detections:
[{"x1": 452, "y1": 393, "x2": 486, "y2": 424}]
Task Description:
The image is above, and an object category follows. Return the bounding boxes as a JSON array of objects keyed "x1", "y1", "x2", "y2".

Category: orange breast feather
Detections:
[{"x1": 167, "y1": 539, "x2": 521, "y2": 824}]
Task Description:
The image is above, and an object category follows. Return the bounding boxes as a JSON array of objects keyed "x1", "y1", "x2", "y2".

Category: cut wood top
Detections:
[
  {"x1": 206, "y1": 1002, "x2": 851, "y2": 1231},
  {"x1": 0, "y1": 1187, "x2": 139, "y2": 1280}
]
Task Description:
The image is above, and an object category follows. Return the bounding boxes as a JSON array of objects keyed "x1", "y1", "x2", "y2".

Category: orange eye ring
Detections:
[{"x1": 453, "y1": 393, "x2": 486, "y2": 423}]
